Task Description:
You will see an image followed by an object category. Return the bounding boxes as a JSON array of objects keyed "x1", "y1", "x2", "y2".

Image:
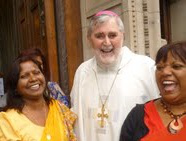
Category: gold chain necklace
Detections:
[
  {"x1": 160, "y1": 99, "x2": 186, "y2": 134},
  {"x1": 93, "y1": 68, "x2": 120, "y2": 128}
]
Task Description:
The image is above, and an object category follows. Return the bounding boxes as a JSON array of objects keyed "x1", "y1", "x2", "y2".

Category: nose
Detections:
[
  {"x1": 162, "y1": 65, "x2": 172, "y2": 76},
  {"x1": 29, "y1": 73, "x2": 37, "y2": 82},
  {"x1": 103, "y1": 36, "x2": 111, "y2": 46}
]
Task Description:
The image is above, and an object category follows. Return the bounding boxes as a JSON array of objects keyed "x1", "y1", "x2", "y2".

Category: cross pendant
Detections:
[{"x1": 97, "y1": 104, "x2": 109, "y2": 128}]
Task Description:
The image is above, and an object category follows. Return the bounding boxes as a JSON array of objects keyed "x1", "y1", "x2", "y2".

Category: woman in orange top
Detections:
[{"x1": 120, "y1": 41, "x2": 186, "y2": 141}]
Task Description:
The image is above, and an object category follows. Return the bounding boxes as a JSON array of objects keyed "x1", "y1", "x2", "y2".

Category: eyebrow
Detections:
[{"x1": 94, "y1": 31, "x2": 118, "y2": 35}]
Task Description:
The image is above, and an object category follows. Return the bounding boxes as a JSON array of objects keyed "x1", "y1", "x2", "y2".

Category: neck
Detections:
[
  {"x1": 23, "y1": 97, "x2": 47, "y2": 110},
  {"x1": 22, "y1": 97, "x2": 48, "y2": 126},
  {"x1": 161, "y1": 99, "x2": 186, "y2": 117}
]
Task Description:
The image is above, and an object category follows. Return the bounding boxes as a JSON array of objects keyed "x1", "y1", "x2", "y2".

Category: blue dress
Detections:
[{"x1": 47, "y1": 81, "x2": 69, "y2": 107}]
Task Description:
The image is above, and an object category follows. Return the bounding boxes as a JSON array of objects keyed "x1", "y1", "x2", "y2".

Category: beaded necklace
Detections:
[{"x1": 160, "y1": 99, "x2": 186, "y2": 134}]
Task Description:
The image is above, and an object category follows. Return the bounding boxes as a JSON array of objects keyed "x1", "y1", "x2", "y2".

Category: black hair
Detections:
[
  {"x1": 18, "y1": 48, "x2": 49, "y2": 80},
  {"x1": 155, "y1": 41, "x2": 186, "y2": 64},
  {"x1": 3, "y1": 55, "x2": 51, "y2": 112}
]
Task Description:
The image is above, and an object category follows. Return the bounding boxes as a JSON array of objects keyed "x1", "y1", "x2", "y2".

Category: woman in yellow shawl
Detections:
[{"x1": 0, "y1": 54, "x2": 77, "y2": 141}]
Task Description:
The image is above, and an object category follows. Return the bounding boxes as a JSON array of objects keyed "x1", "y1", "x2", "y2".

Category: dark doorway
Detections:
[
  {"x1": 0, "y1": 0, "x2": 83, "y2": 97},
  {"x1": 0, "y1": 0, "x2": 47, "y2": 77},
  {"x1": 160, "y1": 0, "x2": 172, "y2": 43}
]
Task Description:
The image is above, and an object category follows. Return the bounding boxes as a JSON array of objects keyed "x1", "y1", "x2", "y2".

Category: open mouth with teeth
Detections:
[
  {"x1": 29, "y1": 84, "x2": 40, "y2": 90},
  {"x1": 100, "y1": 48, "x2": 113, "y2": 53},
  {"x1": 162, "y1": 80, "x2": 177, "y2": 92}
]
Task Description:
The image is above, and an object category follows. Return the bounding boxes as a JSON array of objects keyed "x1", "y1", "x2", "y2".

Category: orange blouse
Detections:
[{"x1": 141, "y1": 101, "x2": 186, "y2": 141}]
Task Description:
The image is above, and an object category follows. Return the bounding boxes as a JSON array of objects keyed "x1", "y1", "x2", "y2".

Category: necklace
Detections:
[
  {"x1": 93, "y1": 68, "x2": 120, "y2": 128},
  {"x1": 160, "y1": 99, "x2": 186, "y2": 134}
]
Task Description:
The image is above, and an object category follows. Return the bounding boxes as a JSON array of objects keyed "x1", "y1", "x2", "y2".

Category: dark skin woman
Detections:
[
  {"x1": 18, "y1": 48, "x2": 70, "y2": 107},
  {"x1": 0, "y1": 55, "x2": 77, "y2": 141},
  {"x1": 120, "y1": 41, "x2": 186, "y2": 141}
]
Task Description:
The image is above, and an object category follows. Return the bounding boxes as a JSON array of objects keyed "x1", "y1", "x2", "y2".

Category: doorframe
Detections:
[
  {"x1": 160, "y1": 0, "x2": 172, "y2": 43},
  {"x1": 44, "y1": 0, "x2": 59, "y2": 83},
  {"x1": 54, "y1": 0, "x2": 83, "y2": 95}
]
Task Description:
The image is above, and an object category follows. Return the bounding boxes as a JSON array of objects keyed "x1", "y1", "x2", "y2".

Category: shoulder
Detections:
[
  {"x1": 0, "y1": 110, "x2": 17, "y2": 140},
  {"x1": 76, "y1": 57, "x2": 95, "y2": 73},
  {"x1": 121, "y1": 104, "x2": 145, "y2": 132},
  {"x1": 121, "y1": 47, "x2": 155, "y2": 69},
  {"x1": 126, "y1": 101, "x2": 154, "y2": 122},
  {"x1": 0, "y1": 109, "x2": 20, "y2": 131},
  {"x1": 54, "y1": 100, "x2": 77, "y2": 124},
  {"x1": 125, "y1": 104, "x2": 145, "y2": 123},
  {"x1": 73, "y1": 57, "x2": 95, "y2": 81},
  {"x1": 120, "y1": 104, "x2": 148, "y2": 141},
  {"x1": 131, "y1": 54, "x2": 155, "y2": 67},
  {"x1": 0, "y1": 109, "x2": 23, "y2": 126},
  {"x1": 0, "y1": 109, "x2": 18, "y2": 119}
]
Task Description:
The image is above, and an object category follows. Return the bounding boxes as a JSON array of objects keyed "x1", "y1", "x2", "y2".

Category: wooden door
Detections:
[
  {"x1": 55, "y1": 0, "x2": 83, "y2": 95},
  {"x1": 1, "y1": 0, "x2": 82, "y2": 96},
  {"x1": 14, "y1": 0, "x2": 47, "y2": 54},
  {"x1": 14, "y1": 0, "x2": 59, "y2": 81}
]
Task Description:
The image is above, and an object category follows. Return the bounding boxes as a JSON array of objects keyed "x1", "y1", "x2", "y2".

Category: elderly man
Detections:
[{"x1": 70, "y1": 10, "x2": 159, "y2": 141}]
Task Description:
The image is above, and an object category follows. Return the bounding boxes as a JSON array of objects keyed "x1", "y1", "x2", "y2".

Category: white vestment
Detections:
[{"x1": 71, "y1": 47, "x2": 159, "y2": 141}]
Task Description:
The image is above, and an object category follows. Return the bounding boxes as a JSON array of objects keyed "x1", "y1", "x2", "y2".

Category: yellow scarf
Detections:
[{"x1": 40, "y1": 100, "x2": 68, "y2": 141}]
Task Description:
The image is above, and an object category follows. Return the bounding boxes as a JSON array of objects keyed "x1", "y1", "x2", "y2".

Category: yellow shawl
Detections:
[{"x1": 41, "y1": 100, "x2": 77, "y2": 141}]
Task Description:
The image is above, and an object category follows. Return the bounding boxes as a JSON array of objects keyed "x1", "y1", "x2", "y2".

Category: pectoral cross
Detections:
[{"x1": 97, "y1": 105, "x2": 109, "y2": 128}]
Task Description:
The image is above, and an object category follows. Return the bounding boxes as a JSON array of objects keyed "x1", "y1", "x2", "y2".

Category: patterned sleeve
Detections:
[{"x1": 48, "y1": 81, "x2": 70, "y2": 107}]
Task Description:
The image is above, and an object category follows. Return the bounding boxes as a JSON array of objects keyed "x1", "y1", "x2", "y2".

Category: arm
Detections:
[
  {"x1": 48, "y1": 81, "x2": 70, "y2": 107},
  {"x1": 70, "y1": 67, "x2": 85, "y2": 141},
  {"x1": 120, "y1": 104, "x2": 148, "y2": 141}
]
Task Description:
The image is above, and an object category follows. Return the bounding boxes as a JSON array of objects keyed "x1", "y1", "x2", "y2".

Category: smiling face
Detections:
[
  {"x1": 17, "y1": 60, "x2": 46, "y2": 100},
  {"x1": 156, "y1": 52, "x2": 186, "y2": 104},
  {"x1": 88, "y1": 17, "x2": 124, "y2": 66}
]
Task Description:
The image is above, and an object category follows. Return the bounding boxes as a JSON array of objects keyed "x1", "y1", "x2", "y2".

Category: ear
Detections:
[
  {"x1": 87, "y1": 36, "x2": 93, "y2": 45},
  {"x1": 120, "y1": 32, "x2": 125, "y2": 46}
]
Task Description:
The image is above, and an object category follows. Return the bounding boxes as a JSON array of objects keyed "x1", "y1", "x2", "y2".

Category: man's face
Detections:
[{"x1": 89, "y1": 17, "x2": 124, "y2": 66}]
